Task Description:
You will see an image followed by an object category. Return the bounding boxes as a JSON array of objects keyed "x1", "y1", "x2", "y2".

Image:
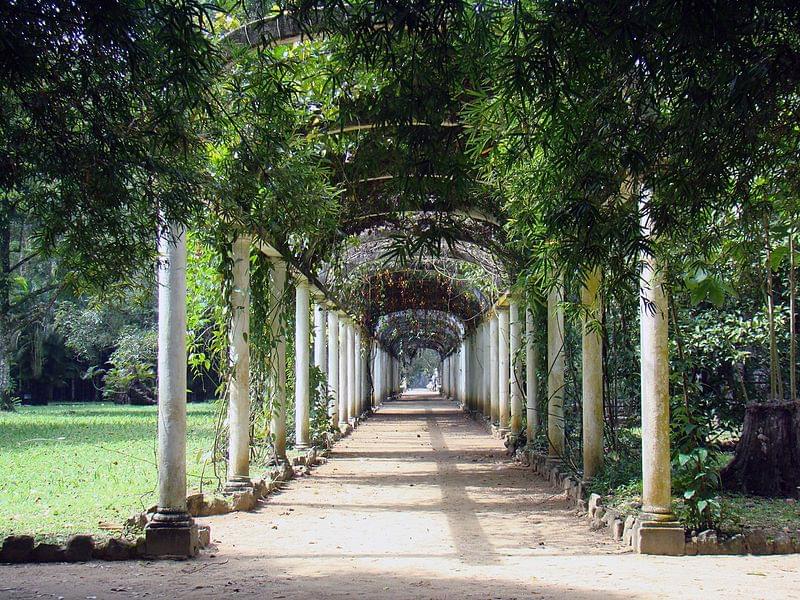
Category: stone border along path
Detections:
[
  {"x1": 520, "y1": 450, "x2": 800, "y2": 556},
  {"x1": 2, "y1": 392, "x2": 799, "y2": 599}
]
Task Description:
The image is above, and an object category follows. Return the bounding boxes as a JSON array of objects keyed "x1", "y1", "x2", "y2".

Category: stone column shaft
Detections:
[
  {"x1": 148, "y1": 223, "x2": 195, "y2": 557},
  {"x1": 640, "y1": 218, "x2": 673, "y2": 517},
  {"x1": 347, "y1": 323, "x2": 357, "y2": 423},
  {"x1": 155, "y1": 224, "x2": 189, "y2": 514},
  {"x1": 294, "y1": 279, "x2": 311, "y2": 449},
  {"x1": 526, "y1": 308, "x2": 539, "y2": 444},
  {"x1": 490, "y1": 314, "x2": 500, "y2": 425},
  {"x1": 498, "y1": 308, "x2": 511, "y2": 431},
  {"x1": 635, "y1": 194, "x2": 684, "y2": 556},
  {"x1": 227, "y1": 235, "x2": 252, "y2": 490},
  {"x1": 354, "y1": 330, "x2": 362, "y2": 416},
  {"x1": 372, "y1": 343, "x2": 379, "y2": 405},
  {"x1": 462, "y1": 338, "x2": 471, "y2": 411},
  {"x1": 482, "y1": 322, "x2": 491, "y2": 418},
  {"x1": 459, "y1": 344, "x2": 466, "y2": 403},
  {"x1": 338, "y1": 318, "x2": 349, "y2": 428},
  {"x1": 314, "y1": 303, "x2": 327, "y2": 378},
  {"x1": 327, "y1": 311, "x2": 339, "y2": 426},
  {"x1": 510, "y1": 301, "x2": 523, "y2": 436}
]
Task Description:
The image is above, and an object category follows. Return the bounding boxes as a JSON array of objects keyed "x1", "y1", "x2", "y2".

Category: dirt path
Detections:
[{"x1": 2, "y1": 392, "x2": 799, "y2": 599}]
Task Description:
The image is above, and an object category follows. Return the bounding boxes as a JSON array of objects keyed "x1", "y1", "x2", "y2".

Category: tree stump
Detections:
[{"x1": 720, "y1": 401, "x2": 800, "y2": 497}]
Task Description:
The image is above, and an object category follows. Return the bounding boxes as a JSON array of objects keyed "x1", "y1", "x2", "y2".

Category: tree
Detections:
[{"x1": 0, "y1": 0, "x2": 220, "y2": 406}]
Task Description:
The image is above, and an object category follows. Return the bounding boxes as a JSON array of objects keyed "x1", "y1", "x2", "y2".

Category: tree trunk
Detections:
[
  {"x1": 0, "y1": 206, "x2": 12, "y2": 409},
  {"x1": 721, "y1": 400, "x2": 800, "y2": 497},
  {"x1": 790, "y1": 232, "x2": 796, "y2": 401}
]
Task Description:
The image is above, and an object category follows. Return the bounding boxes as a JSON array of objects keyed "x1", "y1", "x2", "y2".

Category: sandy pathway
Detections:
[{"x1": 2, "y1": 392, "x2": 799, "y2": 599}]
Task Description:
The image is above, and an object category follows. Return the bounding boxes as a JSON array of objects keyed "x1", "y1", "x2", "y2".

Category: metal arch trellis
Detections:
[
  {"x1": 375, "y1": 309, "x2": 466, "y2": 361},
  {"x1": 216, "y1": 4, "x2": 522, "y2": 366}
]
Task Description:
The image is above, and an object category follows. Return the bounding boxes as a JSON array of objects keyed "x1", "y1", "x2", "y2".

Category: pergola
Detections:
[{"x1": 147, "y1": 11, "x2": 680, "y2": 557}]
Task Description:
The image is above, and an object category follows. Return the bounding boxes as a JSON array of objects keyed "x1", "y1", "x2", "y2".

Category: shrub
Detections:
[{"x1": 103, "y1": 327, "x2": 157, "y2": 405}]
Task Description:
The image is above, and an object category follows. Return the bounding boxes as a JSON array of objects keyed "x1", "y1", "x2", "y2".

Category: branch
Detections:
[
  {"x1": 8, "y1": 250, "x2": 42, "y2": 274},
  {"x1": 9, "y1": 282, "x2": 63, "y2": 311}
]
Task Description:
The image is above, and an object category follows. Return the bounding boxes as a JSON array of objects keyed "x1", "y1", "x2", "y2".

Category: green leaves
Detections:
[
  {"x1": 769, "y1": 244, "x2": 795, "y2": 271},
  {"x1": 671, "y1": 398, "x2": 723, "y2": 530},
  {"x1": 683, "y1": 267, "x2": 732, "y2": 307}
]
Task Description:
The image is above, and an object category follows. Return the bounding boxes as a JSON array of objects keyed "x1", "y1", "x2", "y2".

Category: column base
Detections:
[
  {"x1": 294, "y1": 443, "x2": 311, "y2": 452},
  {"x1": 507, "y1": 432, "x2": 523, "y2": 447},
  {"x1": 223, "y1": 476, "x2": 253, "y2": 495},
  {"x1": 338, "y1": 422, "x2": 352, "y2": 435},
  {"x1": 634, "y1": 514, "x2": 685, "y2": 556},
  {"x1": 145, "y1": 510, "x2": 198, "y2": 559},
  {"x1": 545, "y1": 456, "x2": 563, "y2": 469},
  {"x1": 266, "y1": 454, "x2": 288, "y2": 467}
]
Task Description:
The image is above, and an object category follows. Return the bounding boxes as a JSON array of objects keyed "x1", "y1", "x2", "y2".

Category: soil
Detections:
[{"x1": 2, "y1": 391, "x2": 799, "y2": 599}]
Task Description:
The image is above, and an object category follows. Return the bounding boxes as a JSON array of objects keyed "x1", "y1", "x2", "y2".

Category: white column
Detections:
[
  {"x1": 510, "y1": 301, "x2": 523, "y2": 436},
  {"x1": 327, "y1": 311, "x2": 339, "y2": 427},
  {"x1": 490, "y1": 314, "x2": 500, "y2": 425},
  {"x1": 386, "y1": 354, "x2": 392, "y2": 395},
  {"x1": 472, "y1": 331, "x2": 479, "y2": 413},
  {"x1": 450, "y1": 355, "x2": 456, "y2": 398},
  {"x1": 451, "y1": 355, "x2": 456, "y2": 398},
  {"x1": 525, "y1": 308, "x2": 539, "y2": 445},
  {"x1": 295, "y1": 279, "x2": 311, "y2": 449},
  {"x1": 338, "y1": 316, "x2": 349, "y2": 430},
  {"x1": 365, "y1": 341, "x2": 371, "y2": 408},
  {"x1": 314, "y1": 302, "x2": 327, "y2": 380},
  {"x1": 463, "y1": 333, "x2": 473, "y2": 412},
  {"x1": 372, "y1": 343, "x2": 381, "y2": 406},
  {"x1": 148, "y1": 224, "x2": 195, "y2": 556},
  {"x1": 547, "y1": 282, "x2": 565, "y2": 459},
  {"x1": 376, "y1": 348, "x2": 383, "y2": 400},
  {"x1": 459, "y1": 343, "x2": 467, "y2": 404},
  {"x1": 498, "y1": 307, "x2": 510, "y2": 432},
  {"x1": 347, "y1": 322, "x2": 357, "y2": 424},
  {"x1": 635, "y1": 195, "x2": 684, "y2": 556},
  {"x1": 388, "y1": 352, "x2": 393, "y2": 396},
  {"x1": 227, "y1": 235, "x2": 251, "y2": 490},
  {"x1": 354, "y1": 328, "x2": 362, "y2": 417},
  {"x1": 154, "y1": 224, "x2": 189, "y2": 517},
  {"x1": 389, "y1": 356, "x2": 395, "y2": 394},
  {"x1": 482, "y1": 321, "x2": 491, "y2": 418},
  {"x1": 269, "y1": 259, "x2": 288, "y2": 461},
  {"x1": 640, "y1": 211, "x2": 673, "y2": 518},
  {"x1": 582, "y1": 269, "x2": 604, "y2": 481},
  {"x1": 383, "y1": 350, "x2": 388, "y2": 399}
]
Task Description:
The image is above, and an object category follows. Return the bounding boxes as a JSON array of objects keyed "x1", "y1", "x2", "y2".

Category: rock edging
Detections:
[
  {"x1": 0, "y1": 422, "x2": 350, "y2": 565},
  {"x1": 517, "y1": 448, "x2": 800, "y2": 556}
]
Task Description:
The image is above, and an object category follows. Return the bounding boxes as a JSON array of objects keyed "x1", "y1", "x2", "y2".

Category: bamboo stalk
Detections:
[
  {"x1": 790, "y1": 232, "x2": 796, "y2": 401},
  {"x1": 764, "y1": 215, "x2": 780, "y2": 401}
]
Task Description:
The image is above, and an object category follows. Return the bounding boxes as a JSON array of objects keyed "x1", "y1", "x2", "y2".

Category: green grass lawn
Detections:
[
  {"x1": 0, "y1": 402, "x2": 220, "y2": 543},
  {"x1": 719, "y1": 494, "x2": 800, "y2": 533}
]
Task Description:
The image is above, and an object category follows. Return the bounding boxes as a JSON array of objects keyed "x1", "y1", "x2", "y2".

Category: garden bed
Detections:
[{"x1": 520, "y1": 449, "x2": 800, "y2": 555}]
